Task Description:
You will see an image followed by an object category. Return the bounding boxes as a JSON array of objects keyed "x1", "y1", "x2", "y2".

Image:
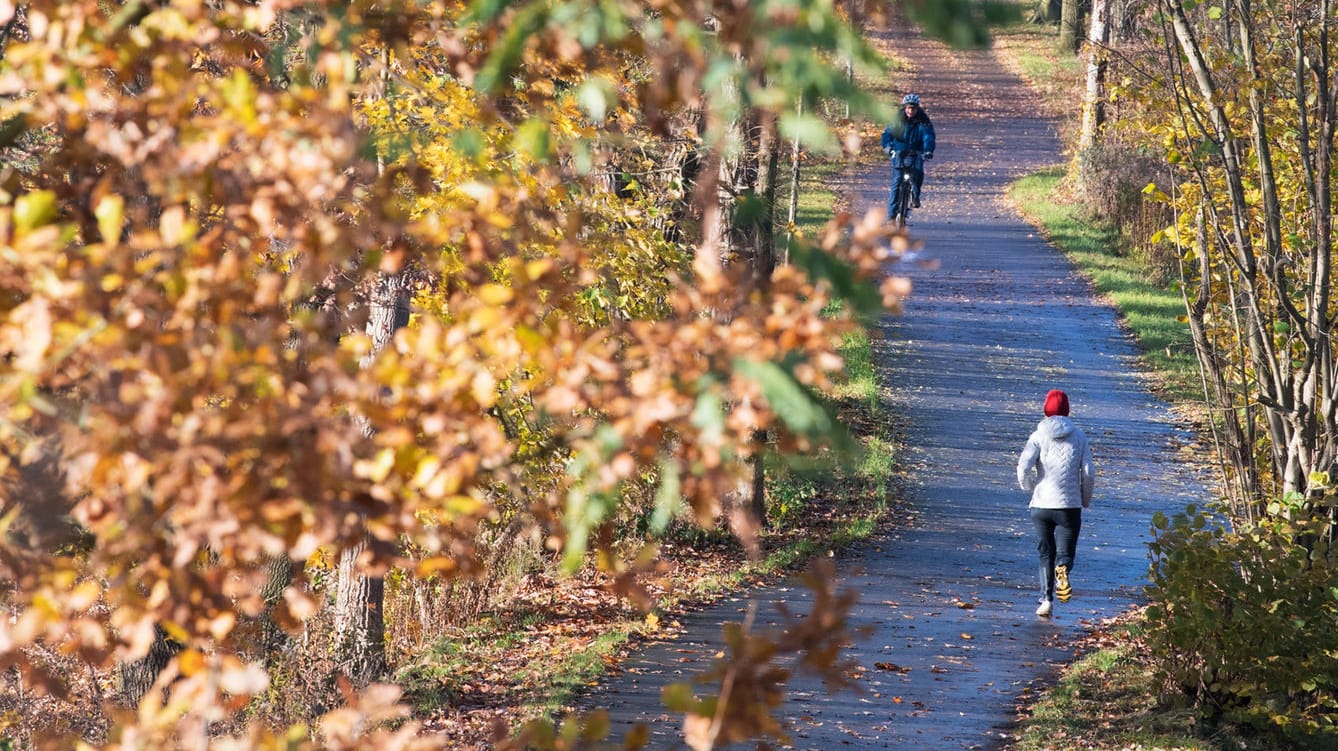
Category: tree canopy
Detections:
[{"x1": 0, "y1": 0, "x2": 920, "y2": 748}]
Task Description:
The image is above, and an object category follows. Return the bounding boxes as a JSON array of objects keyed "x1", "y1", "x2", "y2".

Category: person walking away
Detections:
[
  {"x1": 1016, "y1": 389, "x2": 1094, "y2": 617},
  {"x1": 881, "y1": 93, "x2": 936, "y2": 210}
]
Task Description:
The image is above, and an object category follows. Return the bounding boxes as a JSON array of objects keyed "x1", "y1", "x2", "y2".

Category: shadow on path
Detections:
[{"x1": 587, "y1": 20, "x2": 1211, "y2": 751}]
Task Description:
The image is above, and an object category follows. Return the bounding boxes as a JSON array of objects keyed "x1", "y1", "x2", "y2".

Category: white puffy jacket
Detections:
[{"x1": 1017, "y1": 416, "x2": 1094, "y2": 509}]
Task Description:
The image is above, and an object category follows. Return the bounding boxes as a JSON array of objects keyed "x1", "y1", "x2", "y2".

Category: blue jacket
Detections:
[{"x1": 881, "y1": 110, "x2": 936, "y2": 163}]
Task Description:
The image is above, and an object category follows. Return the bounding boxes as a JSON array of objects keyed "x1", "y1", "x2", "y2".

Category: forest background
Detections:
[{"x1": 1, "y1": 0, "x2": 1337, "y2": 750}]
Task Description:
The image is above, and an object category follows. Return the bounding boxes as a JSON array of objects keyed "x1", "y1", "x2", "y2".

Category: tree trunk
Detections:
[
  {"x1": 330, "y1": 270, "x2": 408, "y2": 684},
  {"x1": 784, "y1": 101, "x2": 803, "y2": 265},
  {"x1": 751, "y1": 111, "x2": 779, "y2": 289},
  {"x1": 119, "y1": 625, "x2": 182, "y2": 706},
  {"x1": 1031, "y1": 0, "x2": 1061, "y2": 24},
  {"x1": 332, "y1": 536, "x2": 388, "y2": 681},
  {"x1": 1058, "y1": 0, "x2": 1081, "y2": 53},
  {"x1": 1077, "y1": 0, "x2": 1109, "y2": 154},
  {"x1": 749, "y1": 112, "x2": 779, "y2": 528},
  {"x1": 258, "y1": 555, "x2": 295, "y2": 662}
]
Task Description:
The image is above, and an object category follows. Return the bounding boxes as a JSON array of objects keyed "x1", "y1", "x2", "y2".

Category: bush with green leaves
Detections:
[{"x1": 1145, "y1": 505, "x2": 1338, "y2": 744}]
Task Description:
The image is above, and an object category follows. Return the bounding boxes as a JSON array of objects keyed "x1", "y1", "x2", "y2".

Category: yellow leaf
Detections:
[
  {"x1": 356, "y1": 448, "x2": 396, "y2": 483},
  {"x1": 415, "y1": 557, "x2": 459, "y2": 577},
  {"x1": 524, "y1": 258, "x2": 552, "y2": 281},
  {"x1": 477, "y1": 283, "x2": 513, "y2": 305},
  {"x1": 95, "y1": 194, "x2": 124, "y2": 245},
  {"x1": 178, "y1": 648, "x2": 205, "y2": 677}
]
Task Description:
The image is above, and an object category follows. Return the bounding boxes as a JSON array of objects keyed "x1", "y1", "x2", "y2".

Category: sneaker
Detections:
[
  {"x1": 1055, "y1": 565, "x2": 1072, "y2": 602},
  {"x1": 1035, "y1": 599, "x2": 1052, "y2": 617},
  {"x1": 911, "y1": 197, "x2": 922, "y2": 208}
]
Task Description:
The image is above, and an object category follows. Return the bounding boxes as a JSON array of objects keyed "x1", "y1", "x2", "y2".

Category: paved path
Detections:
[{"x1": 589, "y1": 21, "x2": 1210, "y2": 751}]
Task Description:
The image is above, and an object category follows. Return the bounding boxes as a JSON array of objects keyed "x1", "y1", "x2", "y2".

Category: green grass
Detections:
[
  {"x1": 1007, "y1": 168, "x2": 1201, "y2": 403},
  {"x1": 1008, "y1": 627, "x2": 1278, "y2": 751},
  {"x1": 1009, "y1": 640, "x2": 1213, "y2": 751}
]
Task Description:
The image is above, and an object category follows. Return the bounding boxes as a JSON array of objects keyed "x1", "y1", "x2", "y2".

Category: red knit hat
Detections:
[{"x1": 1044, "y1": 389, "x2": 1070, "y2": 417}]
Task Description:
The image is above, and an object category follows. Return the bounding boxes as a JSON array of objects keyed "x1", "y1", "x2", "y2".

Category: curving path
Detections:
[{"x1": 589, "y1": 20, "x2": 1211, "y2": 751}]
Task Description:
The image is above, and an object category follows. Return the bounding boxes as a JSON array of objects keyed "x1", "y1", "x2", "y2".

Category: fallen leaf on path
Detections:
[{"x1": 873, "y1": 662, "x2": 911, "y2": 674}]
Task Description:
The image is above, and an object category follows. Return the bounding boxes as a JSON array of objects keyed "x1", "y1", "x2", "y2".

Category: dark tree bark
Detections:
[{"x1": 119, "y1": 626, "x2": 182, "y2": 706}]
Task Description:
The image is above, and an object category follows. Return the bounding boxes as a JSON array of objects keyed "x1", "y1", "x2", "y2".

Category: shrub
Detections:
[
  {"x1": 1145, "y1": 506, "x2": 1338, "y2": 745},
  {"x1": 1073, "y1": 137, "x2": 1178, "y2": 283}
]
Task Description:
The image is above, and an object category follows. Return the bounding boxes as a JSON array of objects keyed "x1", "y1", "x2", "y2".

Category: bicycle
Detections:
[{"x1": 886, "y1": 149, "x2": 920, "y2": 230}]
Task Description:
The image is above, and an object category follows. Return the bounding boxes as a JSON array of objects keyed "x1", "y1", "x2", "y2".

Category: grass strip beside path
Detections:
[{"x1": 1006, "y1": 169, "x2": 1201, "y2": 403}]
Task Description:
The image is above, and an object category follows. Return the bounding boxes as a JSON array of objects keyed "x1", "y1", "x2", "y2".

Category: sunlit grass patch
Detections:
[{"x1": 1007, "y1": 168, "x2": 1199, "y2": 402}]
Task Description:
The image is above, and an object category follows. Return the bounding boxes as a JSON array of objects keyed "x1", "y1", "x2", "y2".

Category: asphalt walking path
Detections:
[{"x1": 588, "y1": 22, "x2": 1211, "y2": 751}]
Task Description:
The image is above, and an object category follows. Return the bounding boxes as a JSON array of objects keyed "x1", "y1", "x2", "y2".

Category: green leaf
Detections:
[
  {"x1": 650, "y1": 459, "x2": 682, "y2": 534},
  {"x1": 572, "y1": 138, "x2": 595, "y2": 174},
  {"x1": 515, "y1": 117, "x2": 551, "y2": 161},
  {"x1": 0, "y1": 113, "x2": 26, "y2": 150},
  {"x1": 902, "y1": 0, "x2": 990, "y2": 49},
  {"x1": 451, "y1": 128, "x2": 487, "y2": 159},
  {"x1": 778, "y1": 111, "x2": 837, "y2": 153},
  {"x1": 473, "y1": 2, "x2": 548, "y2": 93},
  {"x1": 690, "y1": 383, "x2": 725, "y2": 443},
  {"x1": 14, "y1": 190, "x2": 58, "y2": 234},
  {"x1": 661, "y1": 682, "x2": 697, "y2": 711},
  {"x1": 465, "y1": 0, "x2": 513, "y2": 24},
  {"x1": 734, "y1": 358, "x2": 832, "y2": 436},
  {"x1": 733, "y1": 359, "x2": 856, "y2": 459}
]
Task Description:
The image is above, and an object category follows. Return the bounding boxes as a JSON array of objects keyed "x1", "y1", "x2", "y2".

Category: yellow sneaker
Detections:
[{"x1": 1055, "y1": 565, "x2": 1072, "y2": 602}]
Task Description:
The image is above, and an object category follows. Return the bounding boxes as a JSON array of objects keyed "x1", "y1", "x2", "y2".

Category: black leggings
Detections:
[{"x1": 1031, "y1": 507, "x2": 1082, "y2": 602}]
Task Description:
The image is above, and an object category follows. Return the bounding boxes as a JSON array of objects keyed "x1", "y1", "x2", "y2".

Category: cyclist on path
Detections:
[{"x1": 881, "y1": 93, "x2": 936, "y2": 211}]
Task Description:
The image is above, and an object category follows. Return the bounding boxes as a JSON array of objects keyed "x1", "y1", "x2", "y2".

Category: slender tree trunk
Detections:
[
  {"x1": 328, "y1": 46, "x2": 403, "y2": 685},
  {"x1": 1058, "y1": 0, "x2": 1082, "y2": 52},
  {"x1": 1160, "y1": 0, "x2": 1338, "y2": 510},
  {"x1": 749, "y1": 112, "x2": 779, "y2": 527},
  {"x1": 784, "y1": 101, "x2": 803, "y2": 265},
  {"x1": 259, "y1": 555, "x2": 295, "y2": 662},
  {"x1": 1077, "y1": 0, "x2": 1109, "y2": 154},
  {"x1": 752, "y1": 112, "x2": 778, "y2": 288}
]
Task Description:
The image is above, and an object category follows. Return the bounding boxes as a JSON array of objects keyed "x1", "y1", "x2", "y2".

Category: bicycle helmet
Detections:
[{"x1": 901, "y1": 93, "x2": 921, "y2": 107}]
